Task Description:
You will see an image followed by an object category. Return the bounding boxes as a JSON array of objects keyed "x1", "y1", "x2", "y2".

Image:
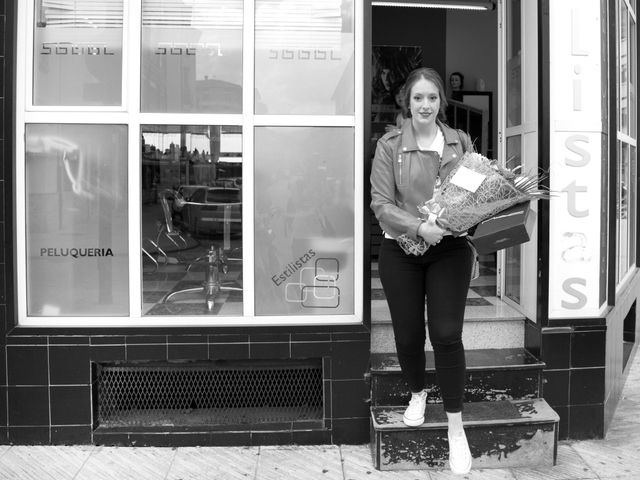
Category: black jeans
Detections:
[{"x1": 378, "y1": 236, "x2": 474, "y2": 412}]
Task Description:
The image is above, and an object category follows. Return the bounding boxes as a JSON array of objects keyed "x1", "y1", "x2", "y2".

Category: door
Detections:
[{"x1": 497, "y1": 0, "x2": 539, "y2": 319}]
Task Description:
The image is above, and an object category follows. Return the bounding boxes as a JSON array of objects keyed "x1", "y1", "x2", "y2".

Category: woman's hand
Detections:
[{"x1": 418, "y1": 218, "x2": 447, "y2": 245}]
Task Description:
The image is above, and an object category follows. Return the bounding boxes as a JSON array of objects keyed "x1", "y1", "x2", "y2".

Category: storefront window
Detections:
[
  {"x1": 254, "y1": 0, "x2": 354, "y2": 115},
  {"x1": 141, "y1": 125, "x2": 243, "y2": 315},
  {"x1": 504, "y1": 135, "x2": 522, "y2": 303},
  {"x1": 141, "y1": 0, "x2": 243, "y2": 113},
  {"x1": 254, "y1": 127, "x2": 354, "y2": 315},
  {"x1": 506, "y1": 0, "x2": 521, "y2": 128},
  {"x1": 33, "y1": 0, "x2": 124, "y2": 106},
  {"x1": 25, "y1": 124, "x2": 129, "y2": 316},
  {"x1": 616, "y1": 0, "x2": 637, "y2": 284}
]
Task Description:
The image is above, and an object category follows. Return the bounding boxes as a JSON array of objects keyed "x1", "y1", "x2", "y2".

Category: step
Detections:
[
  {"x1": 371, "y1": 319, "x2": 525, "y2": 353},
  {"x1": 370, "y1": 348, "x2": 545, "y2": 407},
  {"x1": 371, "y1": 287, "x2": 526, "y2": 354},
  {"x1": 371, "y1": 398, "x2": 559, "y2": 471}
]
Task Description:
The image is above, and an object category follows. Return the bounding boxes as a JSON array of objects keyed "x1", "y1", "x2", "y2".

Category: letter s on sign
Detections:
[{"x1": 561, "y1": 278, "x2": 587, "y2": 309}]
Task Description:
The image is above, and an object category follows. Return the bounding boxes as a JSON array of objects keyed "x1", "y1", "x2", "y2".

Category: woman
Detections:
[{"x1": 370, "y1": 67, "x2": 474, "y2": 475}]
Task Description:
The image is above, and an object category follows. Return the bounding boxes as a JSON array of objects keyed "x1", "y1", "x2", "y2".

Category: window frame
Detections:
[
  {"x1": 615, "y1": 0, "x2": 638, "y2": 291},
  {"x1": 15, "y1": 0, "x2": 365, "y2": 327}
]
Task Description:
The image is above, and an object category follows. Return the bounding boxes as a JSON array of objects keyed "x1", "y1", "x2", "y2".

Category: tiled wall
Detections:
[{"x1": 3, "y1": 329, "x2": 371, "y2": 445}]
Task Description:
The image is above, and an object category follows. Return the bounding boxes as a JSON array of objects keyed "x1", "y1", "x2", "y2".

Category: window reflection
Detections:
[
  {"x1": 506, "y1": 0, "x2": 522, "y2": 128},
  {"x1": 254, "y1": 0, "x2": 354, "y2": 114},
  {"x1": 141, "y1": 0, "x2": 243, "y2": 113},
  {"x1": 25, "y1": 124, "x2": 129, "y2": 316},
  {"x1": 33, "y1": 0, "x2": 124, "y2": 106},
  {"x1": 141, "y1": 125, "x2": 243, "y2": 315},
  {"x1": 504, "y1": 135, "x2": 522, "y2": 303},
  {"x1": 254, "y1": 127, "x2": 354, "y2": 315}
]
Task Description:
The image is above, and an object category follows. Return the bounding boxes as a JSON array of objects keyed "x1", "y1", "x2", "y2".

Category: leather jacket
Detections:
[{"x1": 370, "y1": 119, "x2": 473, "y2": 240}]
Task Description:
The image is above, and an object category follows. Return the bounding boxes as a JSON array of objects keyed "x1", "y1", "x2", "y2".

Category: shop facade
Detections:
[{"x1": 0, "y1": 0, "x2": 637, "y2": 446}]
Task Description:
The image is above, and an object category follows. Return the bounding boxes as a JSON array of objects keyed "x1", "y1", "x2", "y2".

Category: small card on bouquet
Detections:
[{"x1": 470, "y1": 201, "x2": 536, "y2": 254}]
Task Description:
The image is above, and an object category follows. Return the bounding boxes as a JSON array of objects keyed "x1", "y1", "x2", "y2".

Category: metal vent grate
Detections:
[{"x1": 96, "y1": 360, "x2": 323, "y2": 427}]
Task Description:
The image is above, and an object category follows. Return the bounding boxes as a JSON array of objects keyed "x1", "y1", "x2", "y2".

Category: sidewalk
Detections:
[{"x1": 1, "y1": 353, "x2": 639, "y2": 480}]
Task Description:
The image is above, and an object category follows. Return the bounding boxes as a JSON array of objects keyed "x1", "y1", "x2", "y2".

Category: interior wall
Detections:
[
  {"x1": 371, "y1": 7, "x2": 447, "y2": 79},
  {"x1": 446, "y1": 9, "x2": 498, "y2": 146}
]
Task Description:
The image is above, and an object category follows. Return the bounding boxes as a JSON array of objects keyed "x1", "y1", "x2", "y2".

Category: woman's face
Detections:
[
  {"x1": 409, "y1": 78, "x2": 440, "y2": 128},
  {"x1": 450, "y1": 74, "x2": 462, "y2": 90}
]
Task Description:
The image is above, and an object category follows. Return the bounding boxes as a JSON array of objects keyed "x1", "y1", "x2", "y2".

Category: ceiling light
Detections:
[{"x1": 371, "y1": 0, "x2": 494, "y2": 11}]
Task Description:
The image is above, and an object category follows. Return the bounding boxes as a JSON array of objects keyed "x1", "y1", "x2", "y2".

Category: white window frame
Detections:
[
  {"x1": 15, "y1": 0, "x2": 365, "y2": 327},
  {"x1": 615, "y1": 0, "x2": 638, "y2": 292}
]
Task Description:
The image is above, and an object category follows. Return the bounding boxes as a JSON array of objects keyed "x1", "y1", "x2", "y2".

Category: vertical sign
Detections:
[{"x1": 548, "y1": 1, "x2": 606, "y2": 318}]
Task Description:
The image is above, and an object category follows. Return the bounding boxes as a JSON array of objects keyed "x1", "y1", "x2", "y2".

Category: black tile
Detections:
[
  {"x1": 250, "y1": 333, "x2": 290, "y2": 343},
  {"x1": 570, "y1": 367, "x2": 605, "y2": 405},
  {"x1": 541, "y1": 331, "x2": 571, "y2": 369},
  {"x1": 332, "y1": 331, "x2": 369, "y2": 342},
  {"x1": 543, "y1": 370, "x2": 569, "y2": 407},
  {"x1": 323, "y1": 379, "x2": 332, "y2": 420},
  {"x1": 6, "y1": 336, "x2": 47, "y2": 345},
  {"x1": 8, "y1": 426, "x2": 49, "y2": 445},
  {"x1": 291, "y1": 332, "x2": 331, "y2": 342},
  {"x1": 91, "y1": 336, "x2": 126, "y2": 345},
  {"x1": 292, "y1": 429, "x2": 331, "y2": 445},
  {"x1": 250, "y1": 430, "x2": 292, "y2": 446},
  {"x1": 168, "y1": 335, "x2": 207, "y2": 344},
  {"x1": 0, "y1": 263, "x2": 4, "y2": 303},
  {"x1": 208, "y1": 334, "x2": 249, "y2": 344},
  {"x1": 331, "y1": 417, "x2": 369, "y2": 444},
  {"x1": 50, "y1": 386, "x2": 91, "y2": 425},
  {"x1": 50, "y1": 336, "x2": 90, "y2": 345},
  {"x1": 51, "y1": 426, "x2": 92, "y2": 445},
  {"x1": 554, "y1": 405, "x2": 569, "y2": 440},
  {"x1": 571, "y1": 330, "x2": 606, "y2": 368},
  {"x1": 331, "y1": 341, "x2": 369, "y2": 380},
  {"x1": 0, "y1": 427, "x2": 7, "y2": 445},
  {"x1": 0, "y1": 221, "x2": 4, "y2": 263},
  {"x1": 331, "y1": 379, "x2": 369, "y2": 418},
  {"x1": 91, "y1": 345, "x2": 126, "y2": 362},
  {"x1": 7, "y1": 345, "x2": 48, "y2": 385},
  {"x1": 249, "y1": 342, "x2": 289, "y2": 359},
  {"x1": 569, "y1": 404, "x2": 604, "y2": 439},
  {"x1": 524, "y1": 320, "x2": 541, "y2": 358},
  {"x1": 8, "y1": 386, "x2": 49, "y2": 426},
  {"x1": 168, "y1": 343, "x2": 208, "y2": 361},
  {"x1": 0, "y1": 386, "x2": 5, "y2": 425},
  {"x1": 209, "y1": 342, "x2": 249, "y2": 360},
  {"x1": 291, "y1": 341, "x2": 331, "y2": 358},
  {"x1": 49, "y1": 345, "x2": 90, "y2": 385},
  {"x1": 126, "y1": 335, "x2": 167, "y2": 344},
  {"x1": 126, "y1": 343, "x2": 167, "y2": 361}
]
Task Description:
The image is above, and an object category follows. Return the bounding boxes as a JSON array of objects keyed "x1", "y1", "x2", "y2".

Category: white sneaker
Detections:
[
  {"x1": 402, "y1": 389, "x2": 427, "y2": 426},
  {"x1": 448, "y1": 429, "x2": 472, "y2": 474}
]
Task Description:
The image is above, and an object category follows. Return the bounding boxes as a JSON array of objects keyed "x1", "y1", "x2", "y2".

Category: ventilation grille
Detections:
[{"x1": 96, "y1": 360, "x2": 324, "y2": 428}]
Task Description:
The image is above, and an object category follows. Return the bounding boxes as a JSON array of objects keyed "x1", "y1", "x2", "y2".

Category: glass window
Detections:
[
  {"x1": 33, "y1": 0, "x2": 124, "y2": 106},
  {"x1": 506, "y1": 0, "x2": 522, "y2": 128},
  {"x1": 141, "y1": 125, "x2": 243, "y2": 315},
  {"x1": 25, "y1": 124, "x2": 129, "y2": 315},
  {"x1": 620, "y1": 3, "x2": 629, "y2": 134},
  {"x1": 141, "y1": 0, "x2": 243, "y2": 113},
  {"x1": 254, "y1": 127, "x2": 354, "y2": 315},
  {"x1": 254, "y1": 0, "x2": 354, "y2": 115},
  {"x1": 618, "y1": 142, "x2": 630, "y2": 282},
  {"x1": 504, "y1": 135, "x2": 522, "y2": 303}
]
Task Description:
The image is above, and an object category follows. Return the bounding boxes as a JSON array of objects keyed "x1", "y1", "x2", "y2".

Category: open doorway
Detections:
[{"x1": 369, "y1": 3, "x2": 502, "y2": 309}]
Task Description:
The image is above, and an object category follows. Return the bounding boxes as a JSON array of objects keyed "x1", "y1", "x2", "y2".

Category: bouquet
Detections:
[{"x1": 396, "y1": 151, "x2": 551, "y2": 256}]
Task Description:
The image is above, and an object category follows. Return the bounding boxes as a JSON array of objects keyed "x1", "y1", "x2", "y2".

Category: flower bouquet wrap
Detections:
[{"x1": 396, "y1": 151, "x2": 550, "y2": 256}]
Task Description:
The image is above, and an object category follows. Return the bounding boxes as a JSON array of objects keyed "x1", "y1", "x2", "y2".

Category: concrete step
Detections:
[
  {"x1": 370, "y1": 274, "x2": 526, "y2": 353},
  {"x1": 371, "y1": 398, "x2": 559, "y2": 471},
  {"x1": 370, "y1": 348, "x2": 545, "y2": 407}
]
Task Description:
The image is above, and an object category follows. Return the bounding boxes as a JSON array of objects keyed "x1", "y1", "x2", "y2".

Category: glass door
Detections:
[{"x1": 497, "y1": 0, "x2": 539, "y2": 319}]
